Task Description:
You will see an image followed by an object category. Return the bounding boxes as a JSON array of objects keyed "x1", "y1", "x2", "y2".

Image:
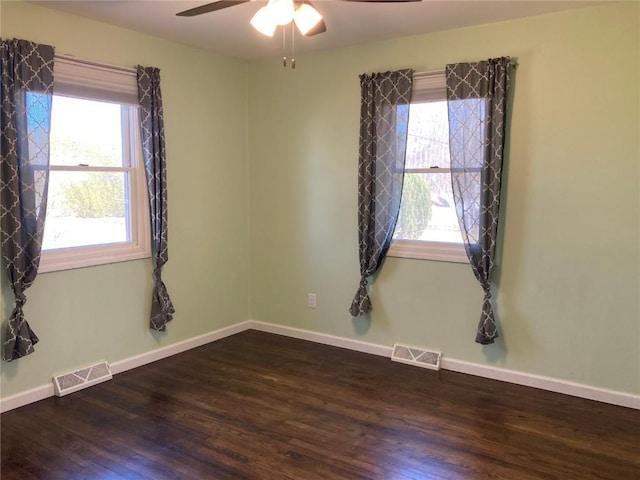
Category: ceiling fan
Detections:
[{"x1": 177, "y1": 0, "x2": 422, "y2": 37}]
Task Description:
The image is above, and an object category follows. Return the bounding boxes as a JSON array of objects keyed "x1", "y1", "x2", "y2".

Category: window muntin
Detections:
[
  {"x1": 388, "y1": 72, "x2": 468, "y2": 263},
  {"x1": 39, "y1": 59, "x2": 150, "y2": 273}
]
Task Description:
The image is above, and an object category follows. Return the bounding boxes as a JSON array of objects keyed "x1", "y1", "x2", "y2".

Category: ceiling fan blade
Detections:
[
  {"x1": 304, "y1": 18, "x2": 327, "y2": 37},
  {"x1": 176, "y1": 0, "x2": 250, "y2": 17}
]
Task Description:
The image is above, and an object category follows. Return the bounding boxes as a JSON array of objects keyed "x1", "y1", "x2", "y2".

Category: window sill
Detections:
[
  {"x1": 39, "y1": 241, "x2": 151, "y2": 273},
  {"x1": 387, "y1": 240, "x2": 468, "y2": 263}
]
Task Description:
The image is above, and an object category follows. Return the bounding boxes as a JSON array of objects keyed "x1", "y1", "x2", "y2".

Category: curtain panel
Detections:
[
  {"x1": 349, "y1": 69, "x2": 413, "y2": 317},
  {"x1": 445, "y1": 57, "x2": 512, "y2": 345},
  {"x1": 136, "y1": 66, "x2": 175, "y2": 331},
  {"x1": 0, "y1": 38, "x2": 55, "y2": 360}
]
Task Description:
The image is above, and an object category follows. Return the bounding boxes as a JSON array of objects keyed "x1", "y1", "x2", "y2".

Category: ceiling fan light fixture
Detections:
[
  {"x1": 250, "y1": 6, "x2": 277, "y2": 37},
  {"x1": 293, "y1": 3, "x2": 323, "y2": 36},
  {"x1": 267, "y1": 0, "x2": 296, "y2": 26}
]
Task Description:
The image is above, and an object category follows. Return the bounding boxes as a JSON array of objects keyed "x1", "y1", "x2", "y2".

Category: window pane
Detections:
[
  {"x1": 50, "y1": 96, "x2": 124, "y2": 167},
  {"x1": 43, "y1": 171, "x2": 129, "y2": 250},
  {"x1": 394, "y1": 173, "x2": 463, "y2": 243},
  {"x1": 406, "y1": 101, "x2": 450, "y2": 169}
]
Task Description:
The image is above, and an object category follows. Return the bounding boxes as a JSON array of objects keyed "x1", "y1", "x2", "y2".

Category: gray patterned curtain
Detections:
[
  {"x1": 446, "y1": 57, "x2": 512, "y2": 345},
  {"x1": 136, "y1": 66, "x2": 174, "y2": 331},
  {"x1": 0, "y1": 39, "x2": 55, "y2": 360},
  {"x1": 349, "y1": 69, "x2": 413, "y2": 317}
]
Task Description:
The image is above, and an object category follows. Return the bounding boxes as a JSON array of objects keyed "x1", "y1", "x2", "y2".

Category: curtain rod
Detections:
[
  {"x1": 54, "y1": 53, "x2": 137, "y2": 74},
  {"x1": 414, "y1": 59, "x2": 517, "y2": 77}
]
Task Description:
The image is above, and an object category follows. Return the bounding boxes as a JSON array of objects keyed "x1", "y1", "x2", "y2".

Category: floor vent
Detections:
[
  {"x1": 391, "y1": 344, "x2": 442, "y2": 370},
  {"x1": 53, "y1": 362, "x2": 112, "y2": 397}
]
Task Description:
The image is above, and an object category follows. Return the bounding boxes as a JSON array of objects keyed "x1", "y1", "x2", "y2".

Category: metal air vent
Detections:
[{"x1": 391, "y1": 344, "x2": 441, "y2": 370}]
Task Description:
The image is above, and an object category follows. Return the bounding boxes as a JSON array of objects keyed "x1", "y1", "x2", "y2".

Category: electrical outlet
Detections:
[{"x1": 307, "y1": 293, "x2": 317, "y2": 309}]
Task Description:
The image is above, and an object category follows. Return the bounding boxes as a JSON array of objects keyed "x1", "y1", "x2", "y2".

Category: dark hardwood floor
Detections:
[{"x1": 1, "y1": 330, "x2": 639, "y2": 479}]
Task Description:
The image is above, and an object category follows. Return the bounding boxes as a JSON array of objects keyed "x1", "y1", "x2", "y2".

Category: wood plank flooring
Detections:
[{"x1": 2, "y1": 330, "x2": 639, "y2": 479}]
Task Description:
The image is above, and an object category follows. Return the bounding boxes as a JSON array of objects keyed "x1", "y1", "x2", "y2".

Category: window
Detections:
[
  {"x1": 39, "y1": 57, "x2": 150, "y2": 273},
  {"x1": 388, "y1": 72, "x2": 468, "y2": 263}
]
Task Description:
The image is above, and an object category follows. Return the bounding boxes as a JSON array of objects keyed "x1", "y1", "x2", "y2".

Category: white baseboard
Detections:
[
  {"x1": 2, "y1": 319, "x2": 639, "y2": 412},
  {"x1": 247, "y1": 320, "x2": 640, "y2": 410},
  {"x1": 440, "y1": 358, "x2": 640, "y2": 410},
  {"x1": 246, "y1": 320, "x2": 393, "y2": 357},
  {"x1": 0, "y1": 321, "x2": 251, "y2": 413},
  {"x1": 110, "y1": 320, "x2": 252, "y2": 375},
  {"x1": 0, "y1": 384, "x2": 55, "y2": 414}
]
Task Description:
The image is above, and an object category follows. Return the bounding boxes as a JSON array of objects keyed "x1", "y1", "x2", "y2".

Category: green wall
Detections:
[
  {"x1": 0, "y1": 2, "x2": 250, "y2": 397},
  {"x1": 1, "y1": 1, "x2": 638, "y2": 401},
  {"x1": 248, "y1": 2, "x2": 640, "y2": 395}
]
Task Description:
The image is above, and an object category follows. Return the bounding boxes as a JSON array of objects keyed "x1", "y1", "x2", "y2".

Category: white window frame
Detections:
[
  {"x1": 39, "y1": 56, "x2": 150, "y2": 273},
  {"x1": 387, "y1": 71, "x2": 468, "y2": 264}
]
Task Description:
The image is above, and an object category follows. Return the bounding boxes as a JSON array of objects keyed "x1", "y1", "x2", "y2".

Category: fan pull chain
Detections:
[
  {"x1": 282, "y1": 27, "x2": 287, "y2": 67},
  {"x1": 291, "y1": 22, "x2": 296, "y2": 69},
  {"x1": 281, "y1": 24, "x2": 296, "y2": 69}
]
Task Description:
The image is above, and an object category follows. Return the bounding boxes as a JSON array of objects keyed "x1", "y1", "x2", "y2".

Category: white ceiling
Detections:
[{"x1": 33, "y1": 0, "x2": 601, "y2": 60}]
